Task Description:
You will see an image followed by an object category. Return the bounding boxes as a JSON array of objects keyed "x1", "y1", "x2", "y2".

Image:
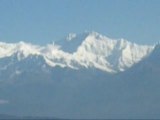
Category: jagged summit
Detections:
[{"x1": 0, "y1": 32, "x2": 155, "y2": 73}]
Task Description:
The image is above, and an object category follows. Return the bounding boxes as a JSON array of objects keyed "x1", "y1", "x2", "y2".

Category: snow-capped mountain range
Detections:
[
  {"x1": 1, "y1": 31, "x2": 160, "y2": 119},
  {"x1": 0, "y1": 31, "x2": 154, "y2": 73}
]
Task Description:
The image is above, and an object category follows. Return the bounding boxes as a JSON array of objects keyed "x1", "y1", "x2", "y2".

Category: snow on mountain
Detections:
[
  {"x1": 0, "y1": 32, "x2": 154, "y2": 73},
  {"x1": 57, "y1": 31, "x2": 154, "y2": 72},
  {"x1": 0, "y1": 41, "x2": 40, "y2": 59}
]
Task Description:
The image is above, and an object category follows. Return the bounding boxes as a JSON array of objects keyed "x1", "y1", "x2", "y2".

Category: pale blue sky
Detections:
[{"x1": 0, "y1": 0, "x2": 159, "y2": 45}]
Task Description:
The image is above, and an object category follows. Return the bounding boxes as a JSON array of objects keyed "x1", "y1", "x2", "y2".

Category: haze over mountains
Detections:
[{"x1": 0, "y1": 31, "x2": 160, "y2": 119}]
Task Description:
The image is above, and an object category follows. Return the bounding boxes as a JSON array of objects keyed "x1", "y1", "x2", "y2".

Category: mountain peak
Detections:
[
  {"x1": 66, "y1": 33, "x2": 77, "y2": 41},
  {"x1": 155, "y1": 42, "x2": 160, "y2": 48},
  {"x1": 66, "y1": 31, "x2": 105, "y2": 42},
  {"x1": 56, "y1": 31, "x2": 114, "y2": 53},
  {"x1": 85, "y1": 31, "x2": 102, "y2": 37}
]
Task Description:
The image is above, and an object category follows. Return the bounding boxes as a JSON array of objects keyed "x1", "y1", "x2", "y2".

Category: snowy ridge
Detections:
[{"x1": 0, "y1": 32, "x2": 154, "y2": 73}]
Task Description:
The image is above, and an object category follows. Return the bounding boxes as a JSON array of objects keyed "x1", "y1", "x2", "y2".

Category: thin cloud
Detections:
[{"x1": 0, "y1": 99, "x2": 9, "y2": 104}]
